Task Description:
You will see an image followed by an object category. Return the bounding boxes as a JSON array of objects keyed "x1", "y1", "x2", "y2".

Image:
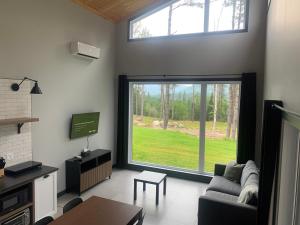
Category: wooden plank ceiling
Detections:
[{"x1": 72, "y1": 0, "x2": 166, "y2": 23}]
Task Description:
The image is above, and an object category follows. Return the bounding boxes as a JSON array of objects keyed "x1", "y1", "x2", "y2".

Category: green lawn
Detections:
[{"x1": 132, "y1": 126, "x2": 236, "y2": 173}]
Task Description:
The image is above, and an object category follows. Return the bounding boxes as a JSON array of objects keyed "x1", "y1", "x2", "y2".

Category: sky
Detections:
[
  {"x1": 137, "y1": 84, "x2": 231, "y2": 97},
  {"x1": 131, "y1": 0, "x2": 245, "y2": 38}
]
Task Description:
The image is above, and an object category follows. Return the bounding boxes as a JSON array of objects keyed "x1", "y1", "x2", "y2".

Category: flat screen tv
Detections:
[{"x1": 70, "y1": 112, "x2": 100, "y2": 139}]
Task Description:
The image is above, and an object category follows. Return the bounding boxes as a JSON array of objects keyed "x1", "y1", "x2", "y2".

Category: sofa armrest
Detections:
[
  {"x1": 214, "y1": 164, "x2": 226, "y2": 176},
  {"x1": 198, "y1": 196, "x2": 257, "y2": 225}
]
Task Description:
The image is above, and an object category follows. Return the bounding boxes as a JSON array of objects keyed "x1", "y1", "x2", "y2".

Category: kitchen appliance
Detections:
[
  {"x1": 5, "y1": 161, "x2": 42, "y2": 176},
  {"x1": 0, "y1": 185, "x2": 30, "y2": 215},
  {"x1": 0, "y1": 208, "x2": 30, "y2": 225}
]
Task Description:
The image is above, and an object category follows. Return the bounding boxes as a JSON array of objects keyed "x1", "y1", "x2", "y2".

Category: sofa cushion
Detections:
[
  {"x1": 205, "y1": 190, "x2": 238, "y2": 203},
  {"x1": 224, "y1": 161, "x2": 245, "y2": 183},
  {"x1": 207, "y1": 176, "x2": 242, "y2": 196},
  {"x1": 241, "y1": 161, "x2": 259, "y2": 187}
]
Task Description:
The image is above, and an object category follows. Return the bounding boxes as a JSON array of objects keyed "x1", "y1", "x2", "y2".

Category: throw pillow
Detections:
[
  {"x1": 238, "y1": 184, "x2": 259, "y2": 205},
  {"x1": 223, "y1": 161, "x2": 245, "y2": 183},
  {"x1": 240, "y1": 160, "x2": 259, "y2": 187}
]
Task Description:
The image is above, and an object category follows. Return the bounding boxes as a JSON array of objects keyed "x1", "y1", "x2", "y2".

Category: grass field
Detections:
[{"x1": 132, "y1": 126, "x2": 237, "y2": 173}]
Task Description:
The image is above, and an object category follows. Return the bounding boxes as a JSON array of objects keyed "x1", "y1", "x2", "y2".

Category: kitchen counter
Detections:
[{"x1": 0, "y1": 165, "x2": 58, "y2": 195}]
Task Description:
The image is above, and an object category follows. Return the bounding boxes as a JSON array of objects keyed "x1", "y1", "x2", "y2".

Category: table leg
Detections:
[
  {"x1": 143, "y1": 182, "x2": 146, "y2": 192},
  {"x1": 163, "y1": 177, "x2": 167, "y2": 195},
  {"x1": 132, "y1": 210, "x2": 143, "y2": 225},
  {"x1": 156, "y1": 184, "x2": 159, "y2": 205},
  {"x1": 138, "y1": 210, "x2": 143, "y2": 224},
  {"x1": 134, "y1": 180, "x2": 137, "y2": 201}
]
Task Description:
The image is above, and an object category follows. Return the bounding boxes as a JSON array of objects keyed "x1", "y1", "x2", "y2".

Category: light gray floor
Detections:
[{"x1": 56, "y1": 169, "x2": 207, "y2": 225}]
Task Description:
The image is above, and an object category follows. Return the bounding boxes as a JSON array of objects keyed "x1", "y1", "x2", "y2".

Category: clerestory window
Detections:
[{"x1": 129, "y1": 0, "x2": 249, "y2": 40}]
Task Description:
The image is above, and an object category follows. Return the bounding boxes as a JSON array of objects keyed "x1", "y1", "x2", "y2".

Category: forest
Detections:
[{"x1": 132, "y1": 83, "x2": 240, "y2": 140}]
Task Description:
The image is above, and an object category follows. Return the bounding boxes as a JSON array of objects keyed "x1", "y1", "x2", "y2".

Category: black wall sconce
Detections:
[{"x1": 11, "y1": 77, "x2": 42, "y2": 94}]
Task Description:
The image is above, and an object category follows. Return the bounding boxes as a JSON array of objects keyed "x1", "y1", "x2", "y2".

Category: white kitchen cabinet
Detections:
[{"x1": 34, "y1": 171, "x2": 57, "y2": 222}]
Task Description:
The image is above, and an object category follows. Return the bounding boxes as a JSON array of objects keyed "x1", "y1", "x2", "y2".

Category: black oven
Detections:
[
  {"x1": 0, "y1": 186, "x2": 30, "y2": 215},
  {"x1": 1, "y1": 208, "x2": 30, "y2": 225}
]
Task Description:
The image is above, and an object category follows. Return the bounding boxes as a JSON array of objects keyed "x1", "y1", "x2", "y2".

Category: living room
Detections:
[{"x1": 0, "y1": 0, "x2": 299, "y2": 225}]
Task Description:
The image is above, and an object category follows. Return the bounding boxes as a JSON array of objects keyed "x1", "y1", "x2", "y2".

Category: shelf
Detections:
[{"x1": 0, "y1": 117, "x2": 39, "y2": 134}]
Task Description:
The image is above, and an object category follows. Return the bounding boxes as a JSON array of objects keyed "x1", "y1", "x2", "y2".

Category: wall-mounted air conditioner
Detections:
[{"x1": 70, "y1": 41, "x2": 100, "y2": 59}]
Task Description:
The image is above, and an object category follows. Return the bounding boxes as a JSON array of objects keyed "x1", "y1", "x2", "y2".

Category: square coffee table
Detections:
[{"x1": 134, "y1": 171, "x2": 167, "y2": 205}]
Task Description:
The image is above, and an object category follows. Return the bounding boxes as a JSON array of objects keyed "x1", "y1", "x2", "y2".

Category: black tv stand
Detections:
[{"x1": 66, "y1": 149, "x2": 112, "y2": 195}]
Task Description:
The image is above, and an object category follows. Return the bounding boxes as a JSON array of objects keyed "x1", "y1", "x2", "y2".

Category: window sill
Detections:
[
  {"x1": 128, "y1": 29, "x2": 248, "y2": 42},
  {"x1": 125, "y1": 162, "x2": 213, "y2": 184}
]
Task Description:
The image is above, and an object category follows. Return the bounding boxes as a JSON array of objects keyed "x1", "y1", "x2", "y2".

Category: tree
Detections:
[
  {"x1": 191, "y1": 85, "x2": 195, "y2": 121},
  {"x1": 133, "y1": 85, "x2": 139, "y2": 115},
  {"x1": 224, "y1": 0, "x2": 246, "y2": 30},
  {"x1": 169, "y1": 0, "x2": 204, "y2": 35},
  {"x1": 231, "y1": 0, "x2": 237, "y2": 29},
  {"x1": 212, "y1": 84, "x2": 219, "y2": 131},
  {"x1": 132, "y1": 21, "x2": 151, "y2": 38},
  {"x1": 225, "y1": 84, "x2": 240, "y2": 140},
  {"x1": 160, "y1": 85, "x2": 164, "y2": 120},
  {"x1": 231, "y1": 85, "x2": 240, "y2": 139},
  {"x1": 217, "y1": 84, "x2": 226, "y2": 121},
  {"x1": 207, "y1": 94, "x2": 214, "y2": 121},
  {"x1": 140, "y1": 85, "x2": 144, "y2": 121},
  {"x1": 171, "y1": 84, "x2": 176, "y2": 120},
  {"x1": 226, "y1": 84, "x2": 234, "y2": 138},
  {"x1": 237, "y1": 0, "x2": 245, "y2": 29},
  {"x1": 168, "y1": 3, "x2": 173, "y2": 35},
  {"x1": 161, "y1": 84, "x2": 170, "y2": 129}
]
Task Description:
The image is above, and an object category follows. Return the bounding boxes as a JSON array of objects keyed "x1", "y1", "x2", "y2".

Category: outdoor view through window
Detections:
[
  {"x1": 129, "y1": 0, "x2": 248, "y2": 39},
  {"x1": 129, "y1": 82, "x2": 241, "y2": 173}
]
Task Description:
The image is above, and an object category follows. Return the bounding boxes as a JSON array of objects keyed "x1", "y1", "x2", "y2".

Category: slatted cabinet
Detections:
[
  {"x1": 80, "y1": 161, "x2": 112, "y2": 192},
  {"x1": 66, "y1": 150, "x2": 112, "y2": 195}
]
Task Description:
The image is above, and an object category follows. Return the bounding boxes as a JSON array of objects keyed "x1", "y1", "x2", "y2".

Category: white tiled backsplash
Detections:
[{"x1": 0, "y1": 79, "x2": 33, "y2": 166}]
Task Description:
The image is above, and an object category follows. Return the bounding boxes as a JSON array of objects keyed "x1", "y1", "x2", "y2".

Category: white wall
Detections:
[
  {"x1": 116, "y1": 0, "x2": 267, "y2": 163},
  {"x1": 0, "y1": 0, "x2": 116, "y2": 192},
  {"x1": 264, "y1": 0, "x2": 300, "y2": 224},
  {"x1": 0, "y1": 0, "x2": 269, "y2": 193},
  {"x1": 264, "y1": 0, "x2": 300, "y2": 110}
]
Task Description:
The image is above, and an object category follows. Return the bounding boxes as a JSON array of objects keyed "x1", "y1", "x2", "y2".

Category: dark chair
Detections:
[
  {"x1": 34, "y1": 216, "x2": 54, "y2": 225},
  {"x1": 136, "y1": 212, "x2": 146, "y2": 225},
  {"x1": 63, "y1": 197, "x2": 83, "y2": 214}
]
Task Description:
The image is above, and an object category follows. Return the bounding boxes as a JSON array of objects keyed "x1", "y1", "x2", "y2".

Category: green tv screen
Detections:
[{"x1": 70, "y1": 112, "x2": 100, "y2": 139}]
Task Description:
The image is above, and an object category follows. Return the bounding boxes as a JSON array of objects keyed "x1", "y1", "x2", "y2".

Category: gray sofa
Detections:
[{"x1": 198, "y1": 160, "x2": 259, "y2": 225}]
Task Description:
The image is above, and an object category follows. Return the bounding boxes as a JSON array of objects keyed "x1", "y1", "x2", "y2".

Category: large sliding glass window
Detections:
[
  {"x1": 204, "y1": 83, "x2": 240, "y2": 173},
  {"x1": 128, "y1": 81, "x2": 241, "y2": 174}
]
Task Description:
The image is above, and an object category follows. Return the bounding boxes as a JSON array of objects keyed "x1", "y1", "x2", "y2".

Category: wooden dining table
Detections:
[{"x1": 50, "y1": 196, "x2": 143, "y2": 225}]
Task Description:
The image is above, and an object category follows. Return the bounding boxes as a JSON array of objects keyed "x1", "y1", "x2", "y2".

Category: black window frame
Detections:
[
  {"x1": 128, "y1": 0, "x2": 250, "y2": 41},
  {"x1": 116, "y1": 74, "x2": 257, "y2": 183}
]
